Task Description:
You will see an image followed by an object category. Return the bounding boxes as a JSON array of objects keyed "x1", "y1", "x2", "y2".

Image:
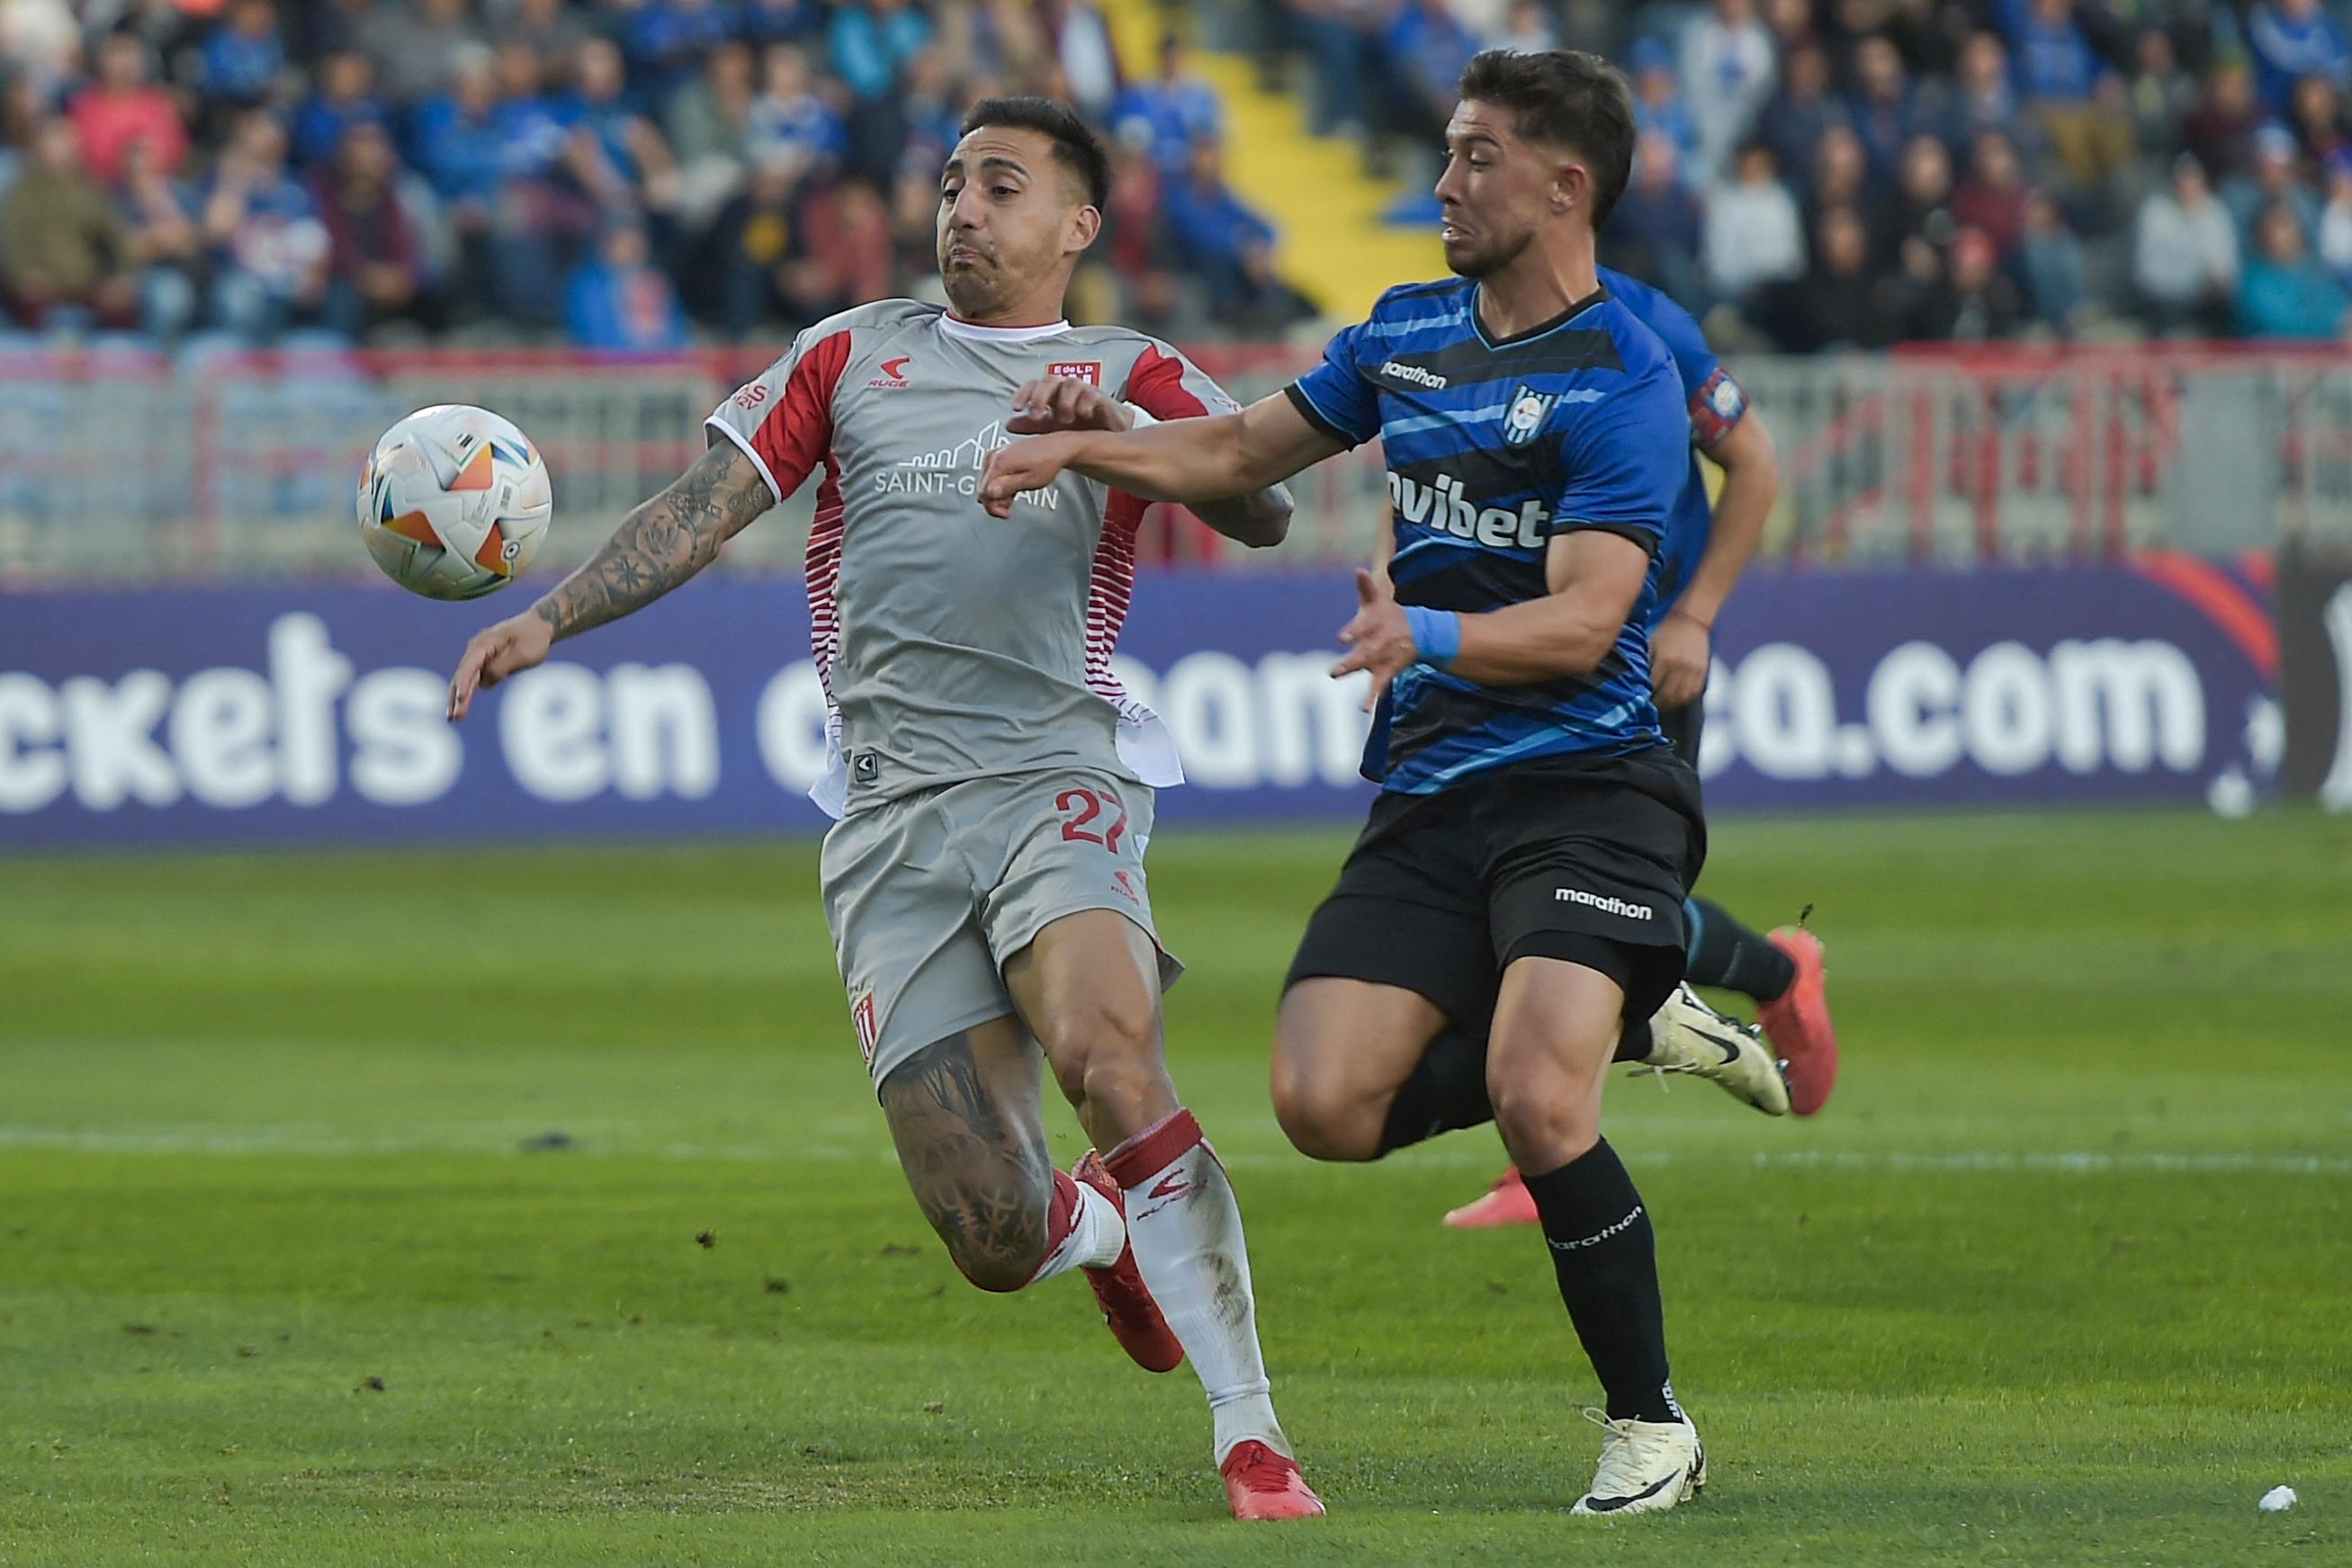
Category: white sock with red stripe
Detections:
[
  {"x1": 1024, "y1": 1168, "x2": 1127, "y2": 1285},
  {"x1": 1105, "y1": 1108, "x2": 1289, "y2": 1464}
]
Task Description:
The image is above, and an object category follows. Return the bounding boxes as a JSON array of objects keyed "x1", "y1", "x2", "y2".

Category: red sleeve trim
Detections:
[
  {"x1": 753, "y1": 330, "x2": 853, "y2": 496},
  {"x1": 1122, "y1": 344, "x2": 1211, "y2": 421}
]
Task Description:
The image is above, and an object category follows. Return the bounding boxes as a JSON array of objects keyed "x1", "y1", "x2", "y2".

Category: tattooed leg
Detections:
[{"x1": 876, "y1": 1017, "x2": 1056, "y2": 1293}]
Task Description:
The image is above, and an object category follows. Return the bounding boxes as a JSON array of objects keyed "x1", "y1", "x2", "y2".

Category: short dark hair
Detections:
[
  {"x1": 1456, "y1": 49, "x2": 1637, "y2": 230},
  {"x1": 958, "y1": 95, "x2": 1110, "y2": 210}
]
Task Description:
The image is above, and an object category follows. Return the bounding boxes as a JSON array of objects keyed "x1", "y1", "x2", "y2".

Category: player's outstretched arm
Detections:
[
  {"x1": 445, "y1": 442, "x2": 772, "y2": 721},
  {"x1": 979, "y1": 391, "x2": 1342, "y2": 519},
  {"x1": 1333, "y1": 531, "x2": 1652, "y2": 709},
  {"x1": 1653, "y1": 409, "x2": 1777, "y2": 709},
  {"x1": 1005, "y1": 374, "x2": 1297, "y2": 548}
]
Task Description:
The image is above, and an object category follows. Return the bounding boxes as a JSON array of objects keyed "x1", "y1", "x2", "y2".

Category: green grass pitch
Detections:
[{"x1": 4, "y1": 810, "x2": 2348, "y2": 1566}]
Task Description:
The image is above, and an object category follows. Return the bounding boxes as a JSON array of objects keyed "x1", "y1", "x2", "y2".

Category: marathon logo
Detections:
[
  {"x1": 1379, "y1": 359, "x2": 1449, "y2": 390},
  {"x1": 1386, "y1": 470, "x2": 1549, "y2": 549},
  {"x1": 1554, "y1": 886, "x2": 1655, "y2": 921}
]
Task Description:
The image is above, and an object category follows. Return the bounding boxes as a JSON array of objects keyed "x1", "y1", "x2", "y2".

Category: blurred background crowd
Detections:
[{"x1": 3, "y1": 0, "x2": 2350, "y2": 353}]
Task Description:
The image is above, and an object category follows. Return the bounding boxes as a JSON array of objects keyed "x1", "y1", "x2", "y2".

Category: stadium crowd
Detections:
[{"x1": 2, "y1": 0, "x2": 2350, "y2": 350}]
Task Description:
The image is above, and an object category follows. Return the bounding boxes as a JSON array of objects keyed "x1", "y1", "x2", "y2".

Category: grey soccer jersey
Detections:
[{"x1": 705, "y1": 300, "x2": 1239, "y2": 818}]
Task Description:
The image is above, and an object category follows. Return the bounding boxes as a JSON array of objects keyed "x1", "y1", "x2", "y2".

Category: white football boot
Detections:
[
  {"x1": 1627, "y1": 982, "x2": 1791, "y2": 1116},
  {"x1": 1570, "y1": 1408, "x2": 1706, "y2": 1516}
]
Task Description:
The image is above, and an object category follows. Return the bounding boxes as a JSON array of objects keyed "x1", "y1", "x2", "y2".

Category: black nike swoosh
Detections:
[
  {"x1": 1583, "y1": 1468, "x2": 1683, "y2": 1512},
  {"x1": 1692, "y1": 1026, "x2": 1745, "y2": 1066}
]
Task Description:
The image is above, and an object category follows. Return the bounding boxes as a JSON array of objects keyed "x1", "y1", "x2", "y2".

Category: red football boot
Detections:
[
  {"x1": 1072, "y1": 1151, "x2": 1184, "y2": 1373},
  {"x1": 1443, "y1": 1166, "x2": 1540, "y2": 1228},
  {"x1": 1756, "y1": 927, "x2": 1841, "y2": 1116},
  {"x1": 1221, "y1": 1440, "x2": 1325, "y2": 1520}
]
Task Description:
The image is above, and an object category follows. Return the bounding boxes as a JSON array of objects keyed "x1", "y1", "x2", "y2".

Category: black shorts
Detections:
[
  {"x1": 1284, "y1": 748, "x2": 1706, "y2": 1033},
  {"x1": 1659, "y1": 698, "x2": 1702, "y2": 771}
]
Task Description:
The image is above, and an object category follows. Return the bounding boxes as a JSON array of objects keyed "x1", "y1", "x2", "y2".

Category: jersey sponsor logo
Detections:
[
  {"x1": 877, "y1": 420, "x2": 1059, "y2": 508},
  {"x1": 1385, "y1": 470, "x2": 1549, "y2": 549},
  {"x1": 1554, "y1": 886, "x2": 1655, "y2": 921},
  {"x1": 1378, "y1": 359, "x2": 1449, "y2": 390},
  {"x1": 1047, "y1": 360, "x2": 1101, "y2": 385},
  {"x1": 732, "y1": 381, "x2": 769, "y2": 410},
  {"x1": 1503, "y1": 383, "x2": 1558, "y2": 446},
  {"x1": 850, "y1": 989, "x2": 879, "y2": 1069},
  {"x1": 866, "y1": 355, "x2": 912, "y2": 390}
]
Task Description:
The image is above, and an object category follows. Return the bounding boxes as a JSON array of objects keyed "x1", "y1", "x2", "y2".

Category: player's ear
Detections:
[
  {"x1": 1065, "y1": 202, "x2": 1102, "y2": 255},
  {"x1": 1554, "y1": 157, "x2": 1590, "y2": 218}
]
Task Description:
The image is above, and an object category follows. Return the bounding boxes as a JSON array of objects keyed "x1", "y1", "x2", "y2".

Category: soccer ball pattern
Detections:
[{"x1": 358, "y1": 404, "x2": 552, "y2": 601}]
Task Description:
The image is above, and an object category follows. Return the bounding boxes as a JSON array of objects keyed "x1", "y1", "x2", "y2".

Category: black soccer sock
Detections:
[
  {"x1": 1521, "y1": 1140, "x2": 1680, "y2": 1425},
  {"x1": 1683, "y1": 896, "x2": 1795, "y2": 1003},
  {"x1": 1377, "y1": 1025, "x2": 1494, "y2": 1155}
]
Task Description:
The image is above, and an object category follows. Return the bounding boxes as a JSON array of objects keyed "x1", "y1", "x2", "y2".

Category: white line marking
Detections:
[{"x1": 0, "y1": 1125, "x2": 2344, "y2": 1176}]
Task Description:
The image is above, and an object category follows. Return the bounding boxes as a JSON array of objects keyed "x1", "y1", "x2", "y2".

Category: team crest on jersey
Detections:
[
  {"x1": 1047, "y1": 361, "x2": 1101, "y2": 385},
  {"x1": 1503, "y1": 383, "x2": 1557, "y2": 446},
  {"x1": 850, "y1": 989, "x2": 879, "y2": 1068}
]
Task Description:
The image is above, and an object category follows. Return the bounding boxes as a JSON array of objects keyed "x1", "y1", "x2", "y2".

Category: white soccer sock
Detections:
[
  {"x1": 1106, "y1": 1108, "x2": 1289, "y2": 1465},
  {"x1": 1024, "y1": 1169, "x2": 1127, "y2": 1286}
]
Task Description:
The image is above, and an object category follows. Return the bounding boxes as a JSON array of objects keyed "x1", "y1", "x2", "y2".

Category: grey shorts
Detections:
[{"x1": 820, "y1": 767, "x2": 1181, "y2": 1089}]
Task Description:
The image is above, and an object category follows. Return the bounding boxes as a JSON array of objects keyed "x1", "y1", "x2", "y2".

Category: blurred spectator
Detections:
[
  {"x1": 372, "y1": 0, "x2": 479, "y2": 104},
  {"x1": 198, "y1": 0, "x2": 288, "y2": 112},
  {"x1": 2010, "y1": 0, "x2": 2133, "y2": 189},
  {"x1": 1626, "y1": 37, "x2": 1699, "y2": 178},
  {"x1": 1496, "y1": 0, "x2": 1560, "y2": 53},
  {"x1": 894, "y1": 46, "x2": 965, "y2": 168},
  {"x1": 0, "y1": 117, "x2": 139, "y2": 331},
  {"x1": 68, "y1": 31, "x2": 190, "y2": 187},
  {"x1": 1773, "y1": 204, "x2": 1904, "y2": 349},
  {"x1": 1885, "y1": 132, "x2": 1955, "y2": 263},
  {"x1": 1848, "y1": 36, "x2": 1923, "y2": 187},
  {"x1": 2018, "y1": 188, "x2": 2087, "y2": 332},
  {"x1": 2223, "y1": 123, "x2": 2321, "y2": 243},
  {"x1": 667, "y1": 38, "x2": 759, "y2": 223},
  {"x1": 2134, "y1": 151, "x2": 2238, "y2": 333},
  {"x1": 623, "y1": 0, "x2": 737, "y2": 103},
  {"x1": 740, "y1": 0, "x2": 828, "y2": 48},
  {"x1": 2124, "y1": 27, "x2": 2195, "y2": 159},
  {"x1": 1283, "y1": 0, "x2": 1378, "y2": 139},
  {"x1": 1703, "y1": 141, "x2": 1803, "y2": 302},
  {"x1": 1913, "y1": 226, "x2": 2022, "y2": 341},
  {"x1": 0, "y1": 0, "x2": 78, "y2": 103},
  {"x1": 1381, "y1": 0, "x2": 1480, "y2": 144},
  {"x1": 747, "y1": 41, "x2": 847, "y2": 174},
  {"x1": 1162, "y1": 138, "x2": 1310, "y2": 331},
  {"x1": 314, "y1": 121, "x2": 428, "y2": 336},
  {"x1": 1952, "y1": 130, "x2": 2029, "y2": 262},
  {"x1": 202, "y1": 111, "x2": 331, "y2": 340},
  {"x1": 1755, "y1": 41, "x2": 1846, "y2": 189},
  {"x1": 799, "y1": 175, "x2": 895, "y2": 313},
  {"x1": 1802, "y1": 122, "x2": 1881, "y2": 242},
  {"x1": 2235, "y1": 199, "x2": 2348, "y2": 336},
  {"x1": 292, "y1": 50, "x2": 391, "y2": 170},
  {"x1": 118, "y1": 136, "x2": 205, "y2": 342},
  {"x1": 1102, "y1": 125, "x2": 1179, "y2": 331},
  {"x1": 1038, "y1": 0, "x2": 1119, "y2": 122},
  {"x1": 1948, "y1": 31, "x2": 2026, "y2": 153},
  {"x1": 1682, "y1": 0, "x2": 1777, "y2": 183},
  {"x1": 412, "y1": 45, "x2": 504, "y2": 212},
  {"x1": 1610, "y1": 133, "x2": 1705, "y2": 303},
  {"x1": 564, "y1": 36, "x2": 679, "y2": 220},
  {"x1": 2184, "y1": 58, "x2": 2262, "y2": 181},
  {"x1": 567, "y1": 220, "x2": 688, "y2": 349},
  {"x1": 2245, "y1": 0, "x2": 2350, "y2": 119},
  {"x1": 2289, "y1": 72, "x2": 2348, "y2": 169},
  {"x1": 2320, "y1": 150, "x2": 2352, "y2": 283},
  {"x1": 706, "y1": 149, "x2": 817, "y2": 332},
  {"x1": 496, "y1": 0, "x2": 591, "y2": 65},
  {"x1": 1111, "y1": 34, "x2": 1221, "y2": 173},
  {"x1": 830, "y1": 0, "x2": 932, "y2": 103}
]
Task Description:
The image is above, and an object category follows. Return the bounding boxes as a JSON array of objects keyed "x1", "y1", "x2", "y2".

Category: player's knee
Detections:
[
  {"x1": 1039, "y1": 988, "x2": 1163, "y2": 1107},
  {"x1": 1486, "y1": 1043, "x2": 1602, "y2": 1168},
  {"x1": 1269, "y1": 1058, "x2": 1382, "y2": 1162}
]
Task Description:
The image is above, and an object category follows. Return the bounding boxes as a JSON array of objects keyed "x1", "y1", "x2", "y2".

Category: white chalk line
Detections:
[{"x1": 0, "y1": 1124, "x2": 2345, "y2": 1177}]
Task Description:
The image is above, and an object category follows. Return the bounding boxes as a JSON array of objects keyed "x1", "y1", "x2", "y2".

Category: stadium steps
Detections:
[{"x1": 1100, "y1": 0, "x2": 1441, "y2": 322}]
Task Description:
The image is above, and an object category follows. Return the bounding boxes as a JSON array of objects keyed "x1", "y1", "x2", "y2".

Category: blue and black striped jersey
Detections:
[
  {"x1": 1597, "y1": 266, "x2": 1752, "y2": 626},
  {"x1": 1286, "y1": 277, "x2": 1691, "y2": 794}
]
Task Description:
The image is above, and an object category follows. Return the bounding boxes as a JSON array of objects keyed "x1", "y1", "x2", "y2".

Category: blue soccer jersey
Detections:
[
  {"x1": 1596, "y1": 266, "x2": 1752, "y2": 626},
  {"x1": 1286, "y1": 276, "x2": 1692, "y2": 794}
]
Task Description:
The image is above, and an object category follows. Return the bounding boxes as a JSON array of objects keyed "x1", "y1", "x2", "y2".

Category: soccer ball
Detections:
[{"x1": 358, "y1": 404, "x2": 552, "y2": 601}]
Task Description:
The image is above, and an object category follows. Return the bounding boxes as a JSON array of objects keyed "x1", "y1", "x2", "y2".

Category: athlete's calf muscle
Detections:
[{"x1": 878, "y1": 1024, "x2": 1054, "y2": 1292}]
